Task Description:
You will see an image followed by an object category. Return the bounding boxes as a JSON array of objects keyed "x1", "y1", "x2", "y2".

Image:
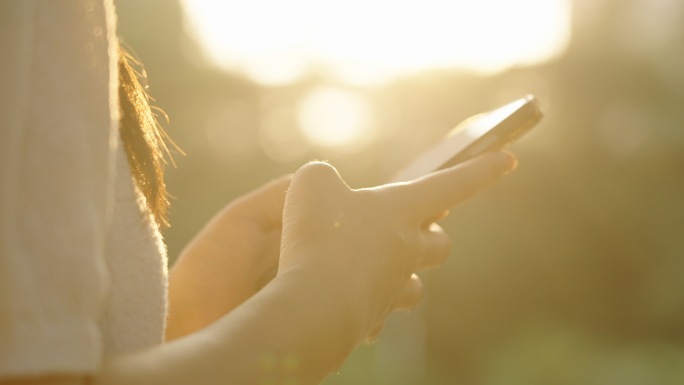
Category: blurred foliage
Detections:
[{"x1": 116, "y1": 0, "x2": 684, "y2": 383}]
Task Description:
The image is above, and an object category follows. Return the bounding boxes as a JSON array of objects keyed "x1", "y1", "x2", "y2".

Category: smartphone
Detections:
[{"x1": 391, "y1": 95, "x2": 542, "y2": 183}]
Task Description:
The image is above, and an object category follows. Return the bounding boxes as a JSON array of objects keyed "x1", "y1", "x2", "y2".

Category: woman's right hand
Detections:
[
  {"x1": 52, "y1": 152, "x2": 517, "y2": 385},
  {"x1": 277, "y1": 151, "x2": 517, "y2": 340}
]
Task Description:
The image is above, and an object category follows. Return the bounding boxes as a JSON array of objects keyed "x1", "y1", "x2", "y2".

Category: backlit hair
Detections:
[{"x1": 118, "y1": 47, "x2": 179, "y2": 228}]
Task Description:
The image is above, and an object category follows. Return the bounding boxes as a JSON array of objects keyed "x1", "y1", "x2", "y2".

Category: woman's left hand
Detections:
[{"x1": 166, "y1": 175, "x2": 292, "y2": 340}]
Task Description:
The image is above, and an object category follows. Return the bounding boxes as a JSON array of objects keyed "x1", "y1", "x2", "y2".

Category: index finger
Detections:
[
  {"x1": 225, "y1": 174, "x2": 293, "y2": 230},
  {"x1": 388, "y1": 151, "x2": 517, "y2": 221}
]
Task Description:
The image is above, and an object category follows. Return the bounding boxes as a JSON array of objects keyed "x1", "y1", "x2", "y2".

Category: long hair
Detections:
[{"x1": 117, "y1": 47, "x2": 178, "y2": 228}]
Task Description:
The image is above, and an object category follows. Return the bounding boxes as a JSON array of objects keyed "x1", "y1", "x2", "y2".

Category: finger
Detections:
[
  {"x1": 419, "y1": 223, "x2": 451, "y2": 270},
  {"x1": 423, "y1": 210, "x2": 449, "y2": 229},
  {"x1": 254, "y1": 228, "x2": 283, "y2": 290},
  {"x1": 288, "y1": 161, "x2": 350, "y2": 197},
  {"x1": 394, "y1": 274, "x2": 424, "y2": 310},
  {"x1": 390, "y1": 151, "x2": 516, "y2": 221},
  {"x1": 229, "y1": 174, "x2": 293, "y2": 230},
  {"x1": 366, "y1": 320, "x2": 385, "y2": 341}
]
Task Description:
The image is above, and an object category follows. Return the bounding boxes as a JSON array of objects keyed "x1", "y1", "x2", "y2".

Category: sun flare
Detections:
[
  {"x1": 182, "y1": 0, "x2": 571, "y2": 149},
  {"x1": 181, "y1": 0, "x2": 571, "y2": 85}
]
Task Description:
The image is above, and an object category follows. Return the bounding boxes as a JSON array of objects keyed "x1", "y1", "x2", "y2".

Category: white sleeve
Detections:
[{"x1": 0, "y1": 0, "x2": 119, "y2": 377}]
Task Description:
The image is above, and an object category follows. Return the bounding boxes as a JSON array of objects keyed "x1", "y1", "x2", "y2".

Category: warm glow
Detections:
[
  {"x1": 297, "y1": 87, "x2": 374, "y2": 149},
  {"x1": 181, "y1": 0, "x2": 572, "y2": 85}
]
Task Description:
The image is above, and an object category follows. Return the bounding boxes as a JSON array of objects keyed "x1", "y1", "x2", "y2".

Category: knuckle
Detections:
[
  {"x1": 295, "y1": 161, "x2": 337, "y2": 180},
  {"x1": 395, "y1": 275, "x2": 424, "y2": 310},
  {"x1": 430, "y1": 224, "x2": 451, "y2": 255},
  {"x1": 292, "y1": 161, "x2": 348, "y2": 192},
  {"x1": 421, "y1": 229, "x2": 451, "y2": 267}
]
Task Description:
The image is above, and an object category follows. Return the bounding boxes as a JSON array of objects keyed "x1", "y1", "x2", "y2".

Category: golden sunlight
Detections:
[{"x1": 181, "y1": 0, "x2": 572, "y2": 85}]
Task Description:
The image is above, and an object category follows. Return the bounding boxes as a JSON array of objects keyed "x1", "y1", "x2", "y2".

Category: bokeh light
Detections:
[{"x1": 297, "y1": 87, "x2": 374, "y2": 150}]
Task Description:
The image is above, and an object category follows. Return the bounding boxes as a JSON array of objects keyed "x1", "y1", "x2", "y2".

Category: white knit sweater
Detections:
[{"x1": 0, "y1": 0, "x2": 167, "y2": 378}]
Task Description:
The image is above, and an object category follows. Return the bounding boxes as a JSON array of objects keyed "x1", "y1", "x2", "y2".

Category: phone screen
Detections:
[{"x1": 391, "y1": 95, "x2": 542, "y2": 182}]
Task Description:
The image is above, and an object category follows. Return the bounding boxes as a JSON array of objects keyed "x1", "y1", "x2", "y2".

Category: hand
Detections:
[
  {"x1": 166, "y1": 175, "x2": 292, "y2": 340},
  {"x1": 278, "y1": 152, "x2": 516, "y2": 339}
]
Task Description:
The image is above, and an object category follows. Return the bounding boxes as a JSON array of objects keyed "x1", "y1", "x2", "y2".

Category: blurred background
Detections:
[{"x1": 116, "y1": 0, "x2": 684, "y2": 383}]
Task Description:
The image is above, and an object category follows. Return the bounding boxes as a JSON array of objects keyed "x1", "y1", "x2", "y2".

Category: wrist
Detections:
[
  {"x1": 273, "y1": 265, "x2": 369, "y2": 343},
  {"x1": 278, "y1": 250, "x2": 394, "y2": 341}
]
